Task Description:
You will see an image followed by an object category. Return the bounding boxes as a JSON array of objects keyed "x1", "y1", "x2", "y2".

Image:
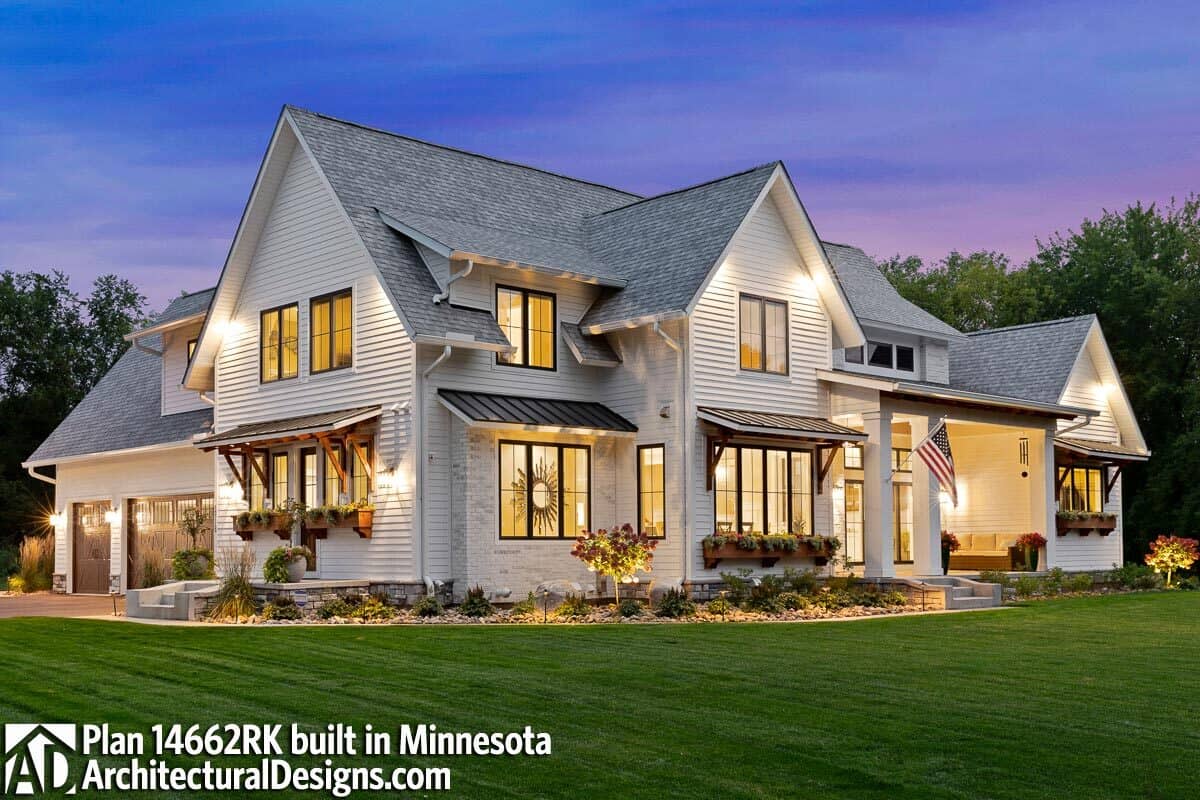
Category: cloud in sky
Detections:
[{"x1": 1, "y1": 0, "x2": 1196, "y2": 308}]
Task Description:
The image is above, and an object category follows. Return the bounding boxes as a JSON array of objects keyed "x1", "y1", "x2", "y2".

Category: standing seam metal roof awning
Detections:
[
  {"x1": 1055, "y1": 436, "x2": 1150, "y2": 463},
  {"x1": 438, "y1": 390, "x2": 637, "y2": 434},
  {"x1": 698, "y1": 407, "x2": 867, "y2": 442},
  {"x1": 194, "y1": 406, "x2": 382, "y2": 450}
]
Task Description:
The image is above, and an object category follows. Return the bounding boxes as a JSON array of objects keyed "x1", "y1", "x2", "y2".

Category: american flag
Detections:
[{"x1": 916, "y1": 420, "x2": 958, "y2": 507}]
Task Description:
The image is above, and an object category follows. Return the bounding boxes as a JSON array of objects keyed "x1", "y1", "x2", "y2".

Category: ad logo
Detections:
[{"x1": 3, "y1": 724, "x2": 77, "y2": 796}]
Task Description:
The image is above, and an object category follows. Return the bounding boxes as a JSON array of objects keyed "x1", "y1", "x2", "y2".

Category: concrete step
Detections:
[
  {"x1": 949, "y1": 596, "x2": 997, "y2": 610},
  {"x1": 951, "y1": 587, "x2": 975, "y2": 599}
]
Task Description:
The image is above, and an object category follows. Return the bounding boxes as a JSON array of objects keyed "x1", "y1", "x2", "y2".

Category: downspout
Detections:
[
  {"x1": 198, "y1": 391, "x2": 216, "y2": 406},
  {"x1": 432, "y1": 260, "x2": 474, "y2": 304},
  {"x1": 418, "y1": 345, "x2": 453, "y2": 592},
  {"x1": 131, "y1": 336, "x2": 163, "y2": 357},
  {"x1": 1058, "y1": 416, "x2": 1090, "y2": 437},
  {"x1": 653, "y1": 321, "x2": 691, "y2": 589},
  {"x1": 27, "y1": 465, "x2": 56, "y2": 486}
]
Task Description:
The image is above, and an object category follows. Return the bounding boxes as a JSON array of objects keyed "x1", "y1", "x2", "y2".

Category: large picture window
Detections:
[
  {"x1": 260, "y1": 304, "x2": 299, "y2": 383},
  {"x1": 310, "y1": 289, "x2": 353, "y2": 374},
  {"x1": 713, "y1": 446, "x2": 813, "y2": 535},
  {"x1": 496, "y1": 286, "x2": 555, "y2": 369},
  {"x1": 638, "y1": 445, "x2": 666, "y2": 538},
  {"x1": 1059, "y1": 466, "x2": 1104, "y2": 512},
  {"x1": 499, "y1": 442, "x2": 590, "y2": 538},
  {"x1": 739, "y1": 295, "x2": 788, "y2": 374}
]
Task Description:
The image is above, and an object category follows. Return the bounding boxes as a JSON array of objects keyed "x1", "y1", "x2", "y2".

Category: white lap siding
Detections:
[
  {"x1": 53, "y1": 446, "x2": 215, "y2": 593},
  {"x1": 211, "y1": 143, "x2": 416, "y2": 581}
]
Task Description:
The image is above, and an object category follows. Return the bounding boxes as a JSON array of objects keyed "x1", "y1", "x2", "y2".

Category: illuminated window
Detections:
[
  {"x1": 310, "y1": 289, "x2": 353, "y2": 373},
  {"x1": 324, "y1": 445, "x2": 344, "y2": 504},
  {"x1": 637, "y1": 445, "x2": 666, "y2": 538},
  {"x1": 351, "y1": 441, "x2": 372, "y2": 503},
  {"x1": 187, "y1": 338, "x2": 198, "y2": 363},
  {"x1": 260, "y1": 304, "x2": 298, "y2": 382},
  {"x1": 711, "y1": 445, "x2": 813, "y2": 535},
  {"x1": 248, "y1": 451, "x2": 267, "y2": 509},
  {"x1": 301, "y1": 448, "x2": 319, "y2": 505},
  {"x1": 843, "y1": 444, "x2": 863, "y2": 470},
  {"x1": 496, "y1": 286, "x2": 555, "y2": 369},
  {"x1": 739, "y1": 295, "x2": 788, "y2": 374},
  {"x1": 498, "y1": 442, "x2": 589, "y2": 538},
  {"x1": 272, "y1": 452, "x2": 289, "y2": 504},
  {"x1": 1059, "y1": 467, "x2": 1104, "y2": 512},
  {"x1": 892, "y1": 448, "x2": 912, "y2": 472},
  {"x1": 894, "y1": 483, "x2": 913, "y2": 562}
]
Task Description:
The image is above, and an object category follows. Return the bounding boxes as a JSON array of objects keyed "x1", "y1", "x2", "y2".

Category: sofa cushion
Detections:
[
  {"x1": 967, "y1": 533, "x2": 996, "y2": 552},
  {"x1": 995, "y1": 534, "x2": 1019, "y2": 549}
]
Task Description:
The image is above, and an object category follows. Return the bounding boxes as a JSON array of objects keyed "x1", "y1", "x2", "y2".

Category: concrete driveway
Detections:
[{"x1": 0, "y1": 592, "x2": 124, "y2": 619}]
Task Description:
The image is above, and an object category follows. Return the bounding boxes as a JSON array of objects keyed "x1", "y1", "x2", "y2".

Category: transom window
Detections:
[
  {"x1": 845, "y1": 343, "x2": 914, "y2": 372},
  {"x1": 499, "y1": 442, "x2": 589, "y2": 538},
  {"x1": 496, "y1": 286, "x2": 556, "y2": 369},
  {"x1": 892, "y1": 448, "x2": 912, "y2": 472},
  {"x1": 310, "y1": 289, "x2": 353, "y2": 373},
  {"x1": 713, "y1": 446, "x2": 813, "y2": 535},
  {"x1": 843, "y1": 444, "x2": 863, "y2": 470},
  {"x1": 1059, "y1": 466, "x2": 1104, "y2": 512},
  {"x1": 638, "y1": 445, "x2": 666, "y2": 538},
  {"x1": 739, "y1": 294, "x2": 788, "y2": 374},
  {"x1": 260, "y1": 304, "x2": 299, "y2": 383}
]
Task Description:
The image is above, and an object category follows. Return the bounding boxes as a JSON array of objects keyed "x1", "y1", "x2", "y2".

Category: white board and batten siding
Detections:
[
  {"x1": 212, "y1": 144, "x2": 416, "y2": 581},
  {"x1": 53, "y1": 445, "x2": 215, "y2": 592}
]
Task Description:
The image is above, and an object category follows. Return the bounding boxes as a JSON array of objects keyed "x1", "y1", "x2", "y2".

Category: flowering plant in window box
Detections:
[
  {"x1": 232, "y1": 508, "x2": 296, "y2": 540},
  {"x1": 1055, "y1": 511, "x2": 1117, "y2": 536},
  {"x1": 302, "y1": 501, "x2": 375, "y2": 539},
  {"x1": 700, "y1": 532, "x2": 837, "y2": 570}
]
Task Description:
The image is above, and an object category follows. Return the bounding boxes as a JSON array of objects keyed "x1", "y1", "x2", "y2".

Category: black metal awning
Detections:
[
  {"x1": 698, "y1": 407, "x2": 866, "y2": 443},
  {"x1": 1055, "y1": 436, "x2": 1149, "y2": 464},
  {"x1": 438, "y1": 390, "x2": 637, "y2": 434},
  {"x1": 194, "y1": 406, "x2": 381, "y2": 450}
]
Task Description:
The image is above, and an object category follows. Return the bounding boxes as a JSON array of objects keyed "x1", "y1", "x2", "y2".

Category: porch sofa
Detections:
[{"x1": 949, "y1": 533, "x2": 1022, "y2": 571}]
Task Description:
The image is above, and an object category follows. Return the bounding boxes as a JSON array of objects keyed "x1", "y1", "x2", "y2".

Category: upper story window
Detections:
[
  {"x1": 496, "y1": 286, "x2": 555, "y2": 370},
  {"x1": 310, "y1": 289, "x2": 353, "y2": 374},
  {"x1": 186, "y1": 338, "x2": 198, "y2": 363},
  {"x1": 845, "y1": 342, "x2": 915, "y2": 373},
  {"x1": 260, "y1": 304, "x2": 299, "y2": 383},
  {"x1": 739, "y1": 294, "x2": 788, "y2": 375}
]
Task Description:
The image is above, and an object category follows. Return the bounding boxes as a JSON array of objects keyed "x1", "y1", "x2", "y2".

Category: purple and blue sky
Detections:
[{"x1": 2, "y1": 1, "x2": 1197, "y2": 309}]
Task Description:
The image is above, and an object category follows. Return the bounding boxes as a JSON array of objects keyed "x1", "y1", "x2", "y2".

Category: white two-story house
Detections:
[{"x1": 25, "y1": 106, "x2": 1149, "y2": 602}]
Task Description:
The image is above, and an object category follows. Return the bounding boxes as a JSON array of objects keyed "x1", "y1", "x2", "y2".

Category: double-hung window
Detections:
[
  {"x1": 260, "y1": 304, "x2": 299, "y2": 382},
  {"x1": 713, "y1": 446, "x2": 813, "y2": 536},
  {"x1": 739, "y1": 294, "x2": 788, "y2": 374},
  {"x1": 496, "y1": 286, "x2": 555, "y2": 369},
  {"x1": 638, "y1": 445, "x2": 666, "y2": 538},
  {"x1": 499, "y1": 442, "x2": 589, "y2": 538},
  {"x1": 310, "y1": 289, "x2": 353, "y2": 373}
]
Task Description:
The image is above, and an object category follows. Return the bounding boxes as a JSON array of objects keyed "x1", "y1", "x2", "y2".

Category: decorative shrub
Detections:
[
  {"x1": 1107, "y1": 562, "x2": 1161, "y2": 589},
  {"x1": 782, "y1": 567, "x2": 820, "y2": 595},
  {"x1": 1014, "y1": 575, "x2": 1041, "y2": 598},
  {"x1": 17, "y1": 535, "x2": 54, "y2": 592},
  {"x1": 571, "y1": 523, "x2": 657, "y2": 605},
  {"x1": 719, "y1": 569, "x2": 754, "y2": 605},
  {"x1": 706, "y1": 595, "x2": 734, "y2": 616},
  {"x1": 747, "y1": 574, "x2": 786, "y2": 612},
  {"x1": 141, "y1": 549, "x2": 167, "y2": 588},
  {"x1": 1068, "y1": 573, "x2": 1095, "y2": 593},
  {"x1": 616, "y1": 598, "x2": 644, "y2": 618},
  {"x1": 1144, "y1": 535, "x2": 1200, "y2": 587},
  {"x1": 7, "y1": 576, "x2": 27, "y2": 594},
  {"x1": 317, "y1": 597, "x2": 357, "y2": 619},
  {"x1": 458, "y1": 585, "x2": 495, "y2": 618},
  {"x1": 655, "y1": 588, "x2": 696, "y2": 618},
  {"x1": 412, "y1": 594, "x2": 443, "y2": 618},
  {"x1": 1043, "y1": 567, "x2": 1068, "y2": 594},
  {"x1": 1179, "y1": 576, "x2": 1200, "y2": 591},
  {"x1": 171, "y1": 548, "x2": 214, "y2": 580},
  {"x1": 351, "y1": 594, "x2": 396, "y2": 621},
  {"x1": 262, "y1": 597, "x2": 303, "y2": 620},
  {"x1": 262, "y1": 545, "x2": 314, "y2": 583},
  {"x1": 509, "y1": 592, "x2": 537, "y2": 619},
  {"x1": 977, "y1": 570, "x2": 1012, "y2": 588},
  {"x1": 208, "y1": 545, "x2": 257, "y2": 621},
  {"x1": 555, "y1": 593, "x2": 592, "y2": 619},
  {"x1": 1016, "y1": 532, "x2": 1047, "y2": 550},
  {"x1": 825, "y1": 574, "x2": 858, "y2": 593},
  {"x1": 778, "y1": 591, "x2": 810, "y2": 611}
]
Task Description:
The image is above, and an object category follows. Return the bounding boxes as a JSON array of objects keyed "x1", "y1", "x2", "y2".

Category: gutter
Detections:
[
  {"x1": 26, "y1": 465, "x2": 56, "y2": 486},
  {"x1": 417, "y1": 345, "x2": 453, "y2": 593},
  {"x1": 652, "y1": 322, "x2": 691, "y2": 588},
  {"x1": 432, "y1": 260, "x2": 474, "y2": 305}
]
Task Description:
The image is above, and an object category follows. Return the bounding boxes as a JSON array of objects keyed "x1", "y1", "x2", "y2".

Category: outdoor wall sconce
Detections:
[{"x1": 104, "y1": 509, "x2": 120, "y2": 526}]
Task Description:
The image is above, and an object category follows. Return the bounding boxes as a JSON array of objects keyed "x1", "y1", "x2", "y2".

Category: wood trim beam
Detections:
[
  {"x1": 1055, "y1": 465, "x2": 1071, "y2": 492},
  {"x1": 1104, "y1": 465, "x2": 1122, "y2": 505},
  {"x1": 349, "y1": 438, "x2": 373, "y2": 482},
  {"x1": 221, "y1": 451, "x2": 245, "y2": 491},
  {"x1": 318, "y1": 435, "x2": 348, "y2": 493},
  {"x1": 244, "y1": 446, "x2": 268, "y2": 487},
  {"x1": 705, "y1": 435, "x2": 728, "y2": 491},
  {"x1": 816, "y1": 446, "x2": 839, "y2": 495}
]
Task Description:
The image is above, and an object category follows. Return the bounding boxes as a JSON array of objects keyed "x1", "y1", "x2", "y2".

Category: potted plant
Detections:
[
  {"x1": 941, "y1": 530, "x2": 960, "y2": 575},
  {"x1": 700, "y1": 531, "x2": 836, "y2": 569},
  {"x1": 233, "y1": 505, "x2": 297, "y2": 540},
  {"x1": 302, "y1": 501, "x2": 375, "y2": 539},
  {"x1": 172, "y1": 506, "x2": 213, "y2": 579},
  {"x1": 1016, "y1": 531, "x2": 1047, "y2": 572},
  {"x1": 263, "y1": 544, "x2": 314, "y2": 584}
]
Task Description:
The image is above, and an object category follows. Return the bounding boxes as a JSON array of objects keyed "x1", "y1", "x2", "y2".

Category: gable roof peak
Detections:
[{"x1": 594, "y1": 162, "x2": 781, "y2": 218}]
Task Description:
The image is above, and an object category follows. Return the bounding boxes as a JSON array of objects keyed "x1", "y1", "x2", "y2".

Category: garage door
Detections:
[
  {"x1": 72, "y1": 502, "x2": 111, "y2": 594},
  {"x1": 127, "y1": 494, "x2": 215, "y2": 589}
]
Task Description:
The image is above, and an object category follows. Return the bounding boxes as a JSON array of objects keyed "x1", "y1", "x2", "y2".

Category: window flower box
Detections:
[
  {"x1": 701, "y1": 533, "x2": 836, "y2": 570},
  {"x1": 302, "y1": 505, "x2": 375, "y2": 539},
  {"x1": 232, "y1": 511, "x2": 294, "y2": 541},
  {"x1": 1055, "y1": 512, "x2": 1117, "y2": 537}
]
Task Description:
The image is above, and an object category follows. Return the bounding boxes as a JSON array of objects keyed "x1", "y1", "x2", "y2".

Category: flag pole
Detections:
[{"x1": 890, "y1": 416, "x2": 947, "y2": 479}]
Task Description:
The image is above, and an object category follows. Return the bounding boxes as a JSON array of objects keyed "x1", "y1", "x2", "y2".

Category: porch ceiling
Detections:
[{"x1": 438, "y1": 389, "x2": 637, "y2": 434}]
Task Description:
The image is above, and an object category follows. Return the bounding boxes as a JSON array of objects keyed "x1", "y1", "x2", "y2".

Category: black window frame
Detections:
[
  {"x1": 186, "y1": 338, "x2": 198, "y2": 363},
  {"x1": 637, "y1": 444, "x2": 667, "y2": 539},
  {"x1": 844, "y1": 346, "x2": 864, "y2": 364},
  {"x1": 867, "y1": 341, "x2": 894, "y2": 368},
  {"x1": 495, "y1": 285, "x2": 557, "y2": 371},
  {"x1": 1058, "y1": 466, "x2": 1104, "y2": 512},
  {"x1": 259, "y1": 302, "x2": 299, "y2": 384},
  {"x1": 711, "y1": 444, "x2": 815, "y2": 536},
  {"x1": 738, "y1": 293, "x2": 790, "y2": 375},
  {"x1": 498, "y1": 441, "x2": 591, "y2": 539},
  {"x1": 843, "y1": 444, "x2": 864, "y2": 471},
  {"x1": 895, "y1": 345, "x2": 915, "y2": 372},
  {"x1": 892, "y1": 448, "x2": 912, "y2": 472},
  {"x1": 309, "y1": 288, "x2": 354, "y2": 375}
]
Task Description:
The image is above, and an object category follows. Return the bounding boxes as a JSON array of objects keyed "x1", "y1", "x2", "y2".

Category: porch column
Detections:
[
  {"x1": 862, "y1": 409, "x2": 895, "y2": 578},
  {"x1": 1031, "y1": 425, "x2": 1058, "y2": 569},
  {"x1": 910, "y1": 415, "x2": 943, "y2": 576}
]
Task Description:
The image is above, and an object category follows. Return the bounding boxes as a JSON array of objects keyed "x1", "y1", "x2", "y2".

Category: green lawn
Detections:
[{"x1": 0, "y1": 593, "x2": 1195, "y2": 799}]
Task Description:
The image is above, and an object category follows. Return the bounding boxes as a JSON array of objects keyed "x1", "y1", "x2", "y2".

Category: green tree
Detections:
[{"x1": 878, "y1": 250, "x2": 1035, "y2": 332}]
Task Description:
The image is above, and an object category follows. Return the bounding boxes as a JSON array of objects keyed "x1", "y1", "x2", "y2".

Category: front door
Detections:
[{"x1": 72, "y1": 502, "x2": 111, "y2": 594}]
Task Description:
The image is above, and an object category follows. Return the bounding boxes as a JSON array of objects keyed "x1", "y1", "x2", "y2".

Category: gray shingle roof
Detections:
[
  {"x1": 948, "y1": 315, "x2": 1096, "y2": 404},
  {"x1": 580, "y1": 164, "x2": 779, "y2": 329},
  {"x1": 561, "y1": 323, "x2": 620, "y2": 366},
  {"x1": 439, "y1": 389, "x2": 636, "y2": 433},
  {"x1": 822, "y1": 243, "x2": 963, "y2": 340},
  {"x1": 25, "y1": 290, "x2": 217, "y2": 465}
]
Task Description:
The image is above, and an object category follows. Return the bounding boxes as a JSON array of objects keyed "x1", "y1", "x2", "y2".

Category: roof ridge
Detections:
[
  {"x1": 820, "y1": 240, "x2": 862, "y2": 250},
  {"x1": 966, "y1": 314, "x2": 1096, "y2": 337},
  {"x1": 284, "y1": 105, "x2": 642, "y2": 201},
  {"x1": 593, "y1": 161, "x2": 780, "y2": 218},
  {"x1": 170, "y1": 286, "x2": 217, "y2": 300}
]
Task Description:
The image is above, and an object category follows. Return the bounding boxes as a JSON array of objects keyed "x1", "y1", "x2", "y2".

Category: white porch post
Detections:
[
  {"x1": 1032, "y1": 425, "x2": 1058, "y2": 569},
  {"x1": 862, "y1": 409, "x2": 895, "y2": 578},
  {"x1": 910, "y1": 415, "x2": 943, "y2": 576}
]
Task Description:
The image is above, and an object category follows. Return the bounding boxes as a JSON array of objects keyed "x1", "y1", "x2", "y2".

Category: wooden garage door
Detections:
[
  {"x1": 72, "y1": 502, "x2": 111, "y2": 594},
  {"x1": 127, "y1": 494, "x2": 214, "y2": 589}
]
